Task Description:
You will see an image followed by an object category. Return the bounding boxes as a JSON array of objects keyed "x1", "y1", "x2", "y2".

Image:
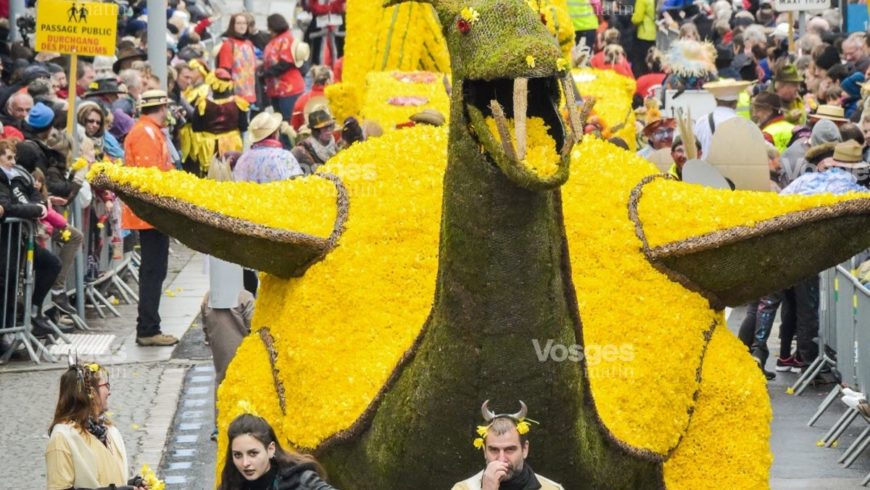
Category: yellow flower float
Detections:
[{"x1": 88, "y1": 0, "x2": 870, "y2": 487}]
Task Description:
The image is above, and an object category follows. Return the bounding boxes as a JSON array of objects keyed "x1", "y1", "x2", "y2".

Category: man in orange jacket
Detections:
[{"x1": 123, "y1": 90, "x2": 179, "y2": 346}]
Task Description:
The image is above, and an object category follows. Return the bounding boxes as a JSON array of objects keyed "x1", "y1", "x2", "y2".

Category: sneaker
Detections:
[
  {"x1": 51, "y1": 290, "x2": 76, "y2": 316},
  {"x1": 136, "y1": 333, "x2": 179, "y2": 346},
  {"x1": 776, "y1": 355, "x2": 799, "y2": 372},
  {"x1": 859, "y1": 400, "x2": 870, "y2": 418},
  {"x1": 790, "y1": 358, "x2": 809, "y2": 374}
]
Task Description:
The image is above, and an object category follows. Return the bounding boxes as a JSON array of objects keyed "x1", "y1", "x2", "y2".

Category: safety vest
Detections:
[
  {"x1": 762, "y1": 117, "x2": 795, "y2": 154},
  {"x1": 737, "y1": 90, "x2": 752, "y2": 120},
  {"x1": 567, "y1": 0, "x2": 598, "y2": 32}
]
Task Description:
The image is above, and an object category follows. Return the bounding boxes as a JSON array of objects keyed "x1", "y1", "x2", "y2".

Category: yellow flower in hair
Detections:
[
  {"x1": 60, "y1": 229, "x2": 72, "y2": 241},
  {"x1": 526, "y1": 55, "x2": 536, "y2": 68},
  {"x1": 476, "y1": 425, "x2": 489, "y2": 437},
  {"x1": 556, "y1": 58, "x2": 568, "y2": 72},
  {"x1": 516, "y1": 421, "x2": 531, "y2": 435},
  {"x1": 473, "y1": 437, "x2": 484, "y2": 449},
  {"x1": 460, "y1": 7, "x2": 480, "y2": 23},
  {"x1": 86, "y1": 363, "x2": 100, "y2": 373}
]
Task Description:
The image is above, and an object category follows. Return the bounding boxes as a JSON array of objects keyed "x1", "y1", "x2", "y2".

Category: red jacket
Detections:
[{"x1": 291, "y1": 84, "x2": 326, "y2": 130}]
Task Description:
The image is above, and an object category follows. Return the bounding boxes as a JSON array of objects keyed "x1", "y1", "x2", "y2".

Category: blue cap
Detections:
[{"x1": 27, "y1": 102, "x2": 55, "y2": 130}]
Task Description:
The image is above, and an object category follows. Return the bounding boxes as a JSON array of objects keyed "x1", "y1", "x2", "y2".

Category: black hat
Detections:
[
  {"x1": 85, "y1": 78, "x2": 125, "y2": 97},
  {"x1": 715, "y1": 45, "x2": 734, "y2": 69}
]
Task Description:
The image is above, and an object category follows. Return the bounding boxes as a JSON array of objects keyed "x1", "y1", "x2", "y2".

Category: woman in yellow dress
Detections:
[{"x1": 45, "y1": 361, "x2": 146, "y2": 490}]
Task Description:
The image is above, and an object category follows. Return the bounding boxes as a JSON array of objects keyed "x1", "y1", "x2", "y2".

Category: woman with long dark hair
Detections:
[
  {"x1": 219, "y1": 414, "x2": 336, "y2": 490},
  {"x1": 263, "y1": 13, "x2": 307, "y2": 121},
  {"x1": 216, "y1": 13, "x2": 258, "y2": 105},
  {"x1": 45, "y1": 361, "x2": 146, "y2": 489}
]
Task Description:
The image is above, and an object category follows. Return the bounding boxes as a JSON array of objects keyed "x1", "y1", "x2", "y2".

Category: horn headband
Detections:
[{"x1": 473, "y1": 400, "x2": 538, "y2": 449}]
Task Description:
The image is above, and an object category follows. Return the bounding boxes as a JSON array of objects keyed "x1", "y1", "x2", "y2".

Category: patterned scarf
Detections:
[
  {"x1": 304, "y1": 136, "x2": 337, "y2": 164},
  {"x1": 86, "y1": 416, "x2": 109, "y2": 447}
]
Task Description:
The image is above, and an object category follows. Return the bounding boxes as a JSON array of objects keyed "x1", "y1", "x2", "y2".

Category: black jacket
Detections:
[
  {"x1": 0, "y1": 164, "x2": 44, "y2": 220},
  {"x1": 274, "y1": 463, "x2": 336, "y2": 490},
  {"x1": 15, "y1": 133, "x2": 75, "y2": 198}
]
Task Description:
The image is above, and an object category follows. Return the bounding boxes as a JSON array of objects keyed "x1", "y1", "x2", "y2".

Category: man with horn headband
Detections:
[{"x1": 452, "y1": 401, "x2": 564, "y2": 490}]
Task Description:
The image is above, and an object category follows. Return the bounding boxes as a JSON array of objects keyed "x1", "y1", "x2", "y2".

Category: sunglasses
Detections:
[{"x1": 98, "y1": 382, "x2": 110, "y2": 390}]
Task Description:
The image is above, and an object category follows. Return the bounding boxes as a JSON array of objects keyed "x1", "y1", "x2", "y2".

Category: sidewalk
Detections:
[{"x1": 0, "y1": 244, "x2": 211, "y2": 489}]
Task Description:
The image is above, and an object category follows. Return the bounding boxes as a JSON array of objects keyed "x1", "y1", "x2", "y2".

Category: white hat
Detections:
[
  {"x1": 249, "y1": 112, "x2": 284, "y2": 143},
  {"x1": 137, "y1": 90, "x2": 171, "y2": 109},
  {"x1": 772, "y1": 23, "x2": 790, "y2": 39},
  {"x1": 702, "y1": 79, "x2": 752, "y2": 101},
  {"x1": 291, "y1": 39, "x2": 311, "y2": 68}
]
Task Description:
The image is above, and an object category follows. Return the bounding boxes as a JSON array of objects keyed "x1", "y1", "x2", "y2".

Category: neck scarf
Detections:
[
  {"x1": 305, "y1": 136, "x2": 337, "y2": 164},
  {"x1": 499, "y1": 463, "x2": 542, "y2": 490},
  {"x1": 86, "y1": 416, "x2": 109, "y2": 447},
  {"x1": 253, "y1": 138, "x2": 284, "y2": 149}
]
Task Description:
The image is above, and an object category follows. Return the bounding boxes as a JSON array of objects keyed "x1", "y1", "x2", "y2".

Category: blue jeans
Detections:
[{"x1": 271, "y1": 94, "x2": 300, "y2": 122}]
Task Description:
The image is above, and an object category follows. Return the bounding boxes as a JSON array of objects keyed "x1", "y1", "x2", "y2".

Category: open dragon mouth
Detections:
[{"x1": 463, "y1": 74, "x2": 585, "y2": 190}]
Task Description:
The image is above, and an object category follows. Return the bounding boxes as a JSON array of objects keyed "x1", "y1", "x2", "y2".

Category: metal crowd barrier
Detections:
[
  {"x1": 0, "y1": 218, "x2": 56, "y2": 364},
  {"x1": 791, "y1": 257, "x2": 870, "y2": 483}
]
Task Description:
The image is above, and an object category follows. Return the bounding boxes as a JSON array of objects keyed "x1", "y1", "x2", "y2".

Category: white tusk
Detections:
[
  {"x1": 490, "y1": 100, "x2": 517, "y2": 160},
  {"x1": 513, "y1": 78, "x2": 528, "y2": 161}
]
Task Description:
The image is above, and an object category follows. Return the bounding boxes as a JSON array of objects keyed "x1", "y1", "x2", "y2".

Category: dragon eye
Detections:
[{"x1": 457, "y1": 18, "x2": 471, "y2": 34}]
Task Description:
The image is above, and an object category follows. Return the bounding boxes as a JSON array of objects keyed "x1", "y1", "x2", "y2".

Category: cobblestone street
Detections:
[{"x1": 0, "y1": 244, "x2": 216, "y2": 489}]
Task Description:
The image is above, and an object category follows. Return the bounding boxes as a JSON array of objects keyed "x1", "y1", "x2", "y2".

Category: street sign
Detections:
[
  {"x1": 772, "y1": 0, "x2": 829, "y2": 12},
  {"x1": 35, "y1": 0, "x2": 118, "y2": 56}
]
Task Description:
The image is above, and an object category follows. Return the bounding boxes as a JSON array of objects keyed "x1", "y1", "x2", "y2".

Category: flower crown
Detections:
[
  {"x1": 472, "y1": 400, "x2": 538, "y2": 449},
  {"x1": 68, "y1": 352, "x2": 103, "y2": 399}
]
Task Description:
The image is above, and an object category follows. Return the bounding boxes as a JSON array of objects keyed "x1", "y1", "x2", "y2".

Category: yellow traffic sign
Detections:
[{"x1": 35, "y1": 0, "x2": 117, "y2": 56}]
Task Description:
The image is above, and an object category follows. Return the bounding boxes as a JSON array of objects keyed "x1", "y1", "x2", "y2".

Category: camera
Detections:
[
  {"x1": 16, "y1": 15, "x2": 35, "y2": 34},
  {"x1": 16, "y1": 15, "x2": 36, "y2": 46}
]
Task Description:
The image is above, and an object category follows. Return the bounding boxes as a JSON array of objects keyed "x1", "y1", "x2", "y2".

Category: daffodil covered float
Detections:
[{"x1": 88, "y1": 0, "x2": 870, "y2": 488}]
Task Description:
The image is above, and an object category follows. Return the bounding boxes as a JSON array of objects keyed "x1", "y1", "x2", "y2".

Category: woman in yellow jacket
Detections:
[{"x1": 630, "y1": 0, "x2": 656, "y2": 78}]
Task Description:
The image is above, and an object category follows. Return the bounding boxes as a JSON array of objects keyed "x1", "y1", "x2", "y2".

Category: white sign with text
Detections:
[{"x1": 773, "y1": 0, "x2": 830, "y2": 12}]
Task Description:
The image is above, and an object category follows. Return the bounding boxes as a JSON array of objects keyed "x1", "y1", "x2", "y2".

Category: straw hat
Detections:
[
  {"x1": 291, "y1": 39, "x2": 311, "y2": 68},
  {"x1": 832, "y1": 140, "x2": 866, "y2": 165},
  {"x1": 137, "y1": 90, "x2": 171, "y2": 109},
  {"x1": 249, "y1": 112, "x2": 283, "y2": 143},
  {"x1": 809, "y1": 104, "x2": 848, "y2": 123},
  {"x1": 703, "y1": 79, "x2": 753, "y2": 101}
]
